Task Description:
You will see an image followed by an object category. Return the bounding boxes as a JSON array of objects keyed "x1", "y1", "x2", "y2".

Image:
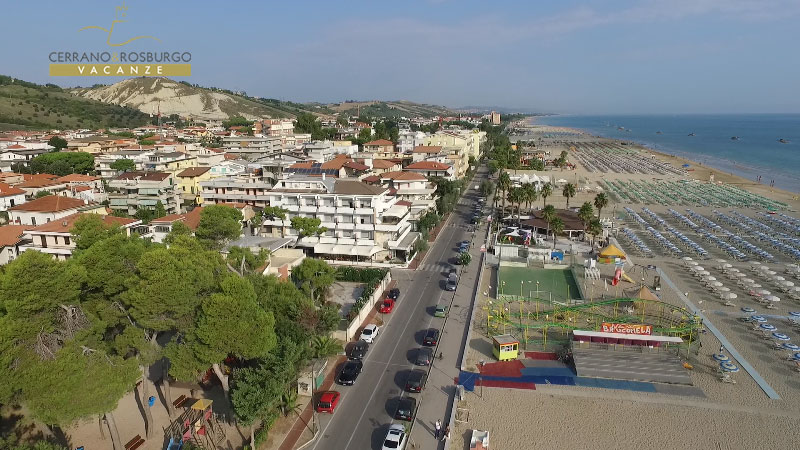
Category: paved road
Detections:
[{"x1": 308, "y1": 169, "x2": 488, "y2": 450}]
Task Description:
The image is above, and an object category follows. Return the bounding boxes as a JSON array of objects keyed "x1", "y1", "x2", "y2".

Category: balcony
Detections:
[
  {"x1": 355, "y1": 222, "x2": 374, "y2": 231},
  {"x1": 318, "y1": 206, "x2": 336, "y2": 214},
  {"x1": 355, "y1": 208, "x2": 373, "y2": 215}
]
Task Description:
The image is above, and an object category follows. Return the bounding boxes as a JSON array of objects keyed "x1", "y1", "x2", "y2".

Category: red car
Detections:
[
  {"x1": 316, "y1": 391, "x2": 340, "y2": 413},
  {"x1": 379, "y1": 298, "x2": 395, "y2": 313}
]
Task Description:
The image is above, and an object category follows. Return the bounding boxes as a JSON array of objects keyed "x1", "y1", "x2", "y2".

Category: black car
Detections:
[
  {"x1": 405, "y1": 370, "x2": 428, "y2": 393},
  {"x1": 423, "y1": 328, "x2": 440, "y2": 346},
  {"x1": 388, "y1": 288, "x2": 400, "y2": 300},
  {"x1": 415, "y1": 347, "x2": 433, "y2": 366},
  {"x1": 349, "y1": 340, "x2": 369, "y2": 360},
  {"x1": 336, "y1": 360, "x2": 363, "y2": 385},
  {"x1": 394, "y1": 396, "x2": 417, "y2": 421}
]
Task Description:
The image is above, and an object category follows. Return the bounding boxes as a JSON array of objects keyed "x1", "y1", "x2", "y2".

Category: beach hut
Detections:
[
  {"x1": 599, "y1": 244, "x2": 627, "y2": 260},
  {"x1": 492, "y1": 334, "x2": 519, "y2": 361}
]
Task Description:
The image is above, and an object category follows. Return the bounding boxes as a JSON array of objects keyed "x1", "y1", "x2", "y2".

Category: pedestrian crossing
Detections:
[
  {"x1": 415, "y1": 261, "x2": 458, "y2": 272},
  {"x1": 447, "y1": 223, "x2": 476, "y2": 230}
]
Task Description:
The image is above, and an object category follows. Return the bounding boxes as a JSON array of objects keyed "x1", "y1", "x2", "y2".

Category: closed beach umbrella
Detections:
[
  {"x1": 720, "y1": 361, "x2": 739, "y2": 372},
  {"x1": 760, "y1": 323, "x2": 777, "y2": 331},
  {"x1": 772, "y1": 332, "x2": 791, "y2": 341}
]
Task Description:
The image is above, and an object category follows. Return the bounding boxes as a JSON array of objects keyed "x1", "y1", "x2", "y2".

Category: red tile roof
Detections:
[
  {"x1": 406, "y1": 161, "x2": 451, "y2": 170},
  {"x1": 27, "y1": 213, "x2": 138, "y2": 233},
  {"x1": 8, "y1": 195, "x2": 88, "y2": 212},
  {"x1": 22, "y1": 174, "x2": 59, "y2": 181},
  {"x1": 6, "y1": 144, "x2": 26, "y2": 150},
  {"x1": 395, "y1": 200, "x2": 413, "y2": 207},
  {"x1": 320, "y1": 154, "x2": 351, "y2": 170},
  {"x1": 223, "y1": 153, "x2": 239, "y2": 160},
  {"x1": 114, "y1": 171, "x2": 172, "y2": 182},
  {"x1": 381, "y1": 171, "x2": 427, "y2": 181},
  {"x1": 368, "y1": 159, "x2": 397, "y2": 169},
  {"x1": 364, "y1": 139, "x2": 394, "y2": 147},
  {"x1": 0, "y1": 182, "x2": 25, "y2": 197},
  {"x1": 0, "y1": 225, "x2": 26, "y2": 247},
  {"x1": 17, "y1": 178, "x2": 65, "y2": 189},
  {"x1": 177, "y1": 167, "x2": 211, "y2": 177},
  {"x1": 150, "y1": 206, "x2": 204, "y2": 230},
  {"x1": 362, "y1": 175, "x2": 380, "y2": 184},
  {"x1": 343, "y1": 161, "x2": 369, "y2": 171},
  {"x1": 56, "y1": 174, "x2": 100, "y2": 183}
]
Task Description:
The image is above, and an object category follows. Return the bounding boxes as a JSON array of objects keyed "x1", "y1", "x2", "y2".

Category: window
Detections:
[{"x1": 63, "y1": 236, "x2": 70, "y2": 246}]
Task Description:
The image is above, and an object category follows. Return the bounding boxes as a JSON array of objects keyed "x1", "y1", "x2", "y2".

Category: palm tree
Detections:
[
  {"x1": 311, "y1": 336, "x2": 343, "y2": 358},
  {"x1": 594, "y1": 192, "x2": 609, "y2": 219},
  {"x1": 540, "y1": 182, "x2": 552, "y2": 208},
  {"x1": 549, "y1": 217, "x2": 564, "y2": 250},
  {"x1": 508, "y1": 187, "x2": 524, "y2": 226},
  {"x1": 578, "y1": 201, "x2": 594, "y2": 232},
  {"x1": 588, "y1": 218, "x2": 603, "y2": 247},
  {"x1": 562, "y1": 182, "x2": 576, "y2": 210},
  {"x1": 541, "y1": 204, "x2": 556, "y2": 246},
  {"x1": 497, "y1": 171, "x2": 511, "y2": 217},
  {"x1": 522, "y1": 183, "x2": 538, "y2": 216}
]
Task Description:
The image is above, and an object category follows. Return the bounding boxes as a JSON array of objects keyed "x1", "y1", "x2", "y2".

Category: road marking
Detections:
[{"x1": 311, "y1": 216, "x2": 460, "y2": 450}]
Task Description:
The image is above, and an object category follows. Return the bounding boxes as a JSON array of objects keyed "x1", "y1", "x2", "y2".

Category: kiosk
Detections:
[{"x1": 492, "y1": 334, "x2": 519, "y2": 361}]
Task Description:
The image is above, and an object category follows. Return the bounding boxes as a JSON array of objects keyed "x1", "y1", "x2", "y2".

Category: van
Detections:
[{"x1": 446, "y1": 273, "x2": 458, "y2": 291}]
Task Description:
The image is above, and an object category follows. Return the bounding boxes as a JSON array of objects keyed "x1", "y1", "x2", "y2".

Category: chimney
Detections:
[
  {"x1": 322, "y1": 173, "x2": 326, "y2": 181},
  {"x1": 364, "y1": 158, "x2": 373, "y2": 169}
]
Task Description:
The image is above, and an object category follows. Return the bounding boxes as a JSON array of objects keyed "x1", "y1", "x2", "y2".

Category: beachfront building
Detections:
[
  {"x1": 107, "y1": 171, "x2": 181, "y2": 216},
  {"x1": 18, "y1": 213, "x2": 141, "y2": 261},
  {"x1": 176, "y1": 167, "x2": 215, "y2": 205},
  {"x1": 200, "y1": 175, "x2": 273, "y2": 209},
  {"x1": 95, "y1": 150, "x2": 155, "y2": 179},
  {"x1": 261, "y1": 176, "x2": 420, "y2": 263},
  {"x1": 222, "y1": 135, "x2": 283, "y2": 160},
  {"x1": 378, "y1": 171, "x2": 437, "y2": 203},
  {"x1": 142, "y1": 151, "x2": 197, "y2": 175}
]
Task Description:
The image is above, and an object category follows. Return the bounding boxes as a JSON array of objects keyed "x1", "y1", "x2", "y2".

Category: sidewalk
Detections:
[{"x1": 409, "y1": 198, "x2": 489, "y2": 449}]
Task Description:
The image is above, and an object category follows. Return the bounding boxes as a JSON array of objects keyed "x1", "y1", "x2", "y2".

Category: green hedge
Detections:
[{"x1": 337, "y1": 267, "x2": 389, "y2": 320}]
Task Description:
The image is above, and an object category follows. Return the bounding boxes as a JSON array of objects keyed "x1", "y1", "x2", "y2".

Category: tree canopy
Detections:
[
  {"x1": 47, "y1": 136, "x2": 67, "y2": 151},
  {"x1": 28, "y1": 152, "x2": 94, "y2": 176},
  {"x1": 110, "y1": 158, "x2": 135, "y2": 172},
  {"x1": 195, "y1": 205, "x2": 243, "y2": 249}
]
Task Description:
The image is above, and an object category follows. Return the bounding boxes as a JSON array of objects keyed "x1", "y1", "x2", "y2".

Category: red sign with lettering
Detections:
[{"x1": 601, "y1": 322, "x2": 652, "y2": 335}]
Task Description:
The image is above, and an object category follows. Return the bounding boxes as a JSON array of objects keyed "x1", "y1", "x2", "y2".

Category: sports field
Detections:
[{"x1": 497, "y1": 266, "x2": 581, "y2": 304}]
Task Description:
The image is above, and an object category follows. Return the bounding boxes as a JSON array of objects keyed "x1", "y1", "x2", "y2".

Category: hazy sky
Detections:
[{"x1": 4, "y1": 0, "x2": 800, "y2": 114}]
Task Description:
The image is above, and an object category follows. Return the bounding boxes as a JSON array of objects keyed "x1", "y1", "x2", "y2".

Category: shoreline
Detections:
[
  {"x1": 517, "y1": 120, "x2": 800, "y2": 207},
  {"x1": 524, "y1": 116, "x2": 800, "y2": 195}
]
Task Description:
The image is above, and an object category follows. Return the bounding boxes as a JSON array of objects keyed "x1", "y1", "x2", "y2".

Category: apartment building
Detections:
[
  {"x1": 107, "y1": 171, "x2": 181, "y2": 216},
  {"x1": 397, "y1": 130, "x2": 428, "y2": 154},
  {"x1": 378, "y1": 171, "x2": 436, "y2": 202},
  {"x1": 0, "y1": 183, "x2": 26, "y2": 211},
  {"x1": 404, "y1": 161, "x2": 456, "y2": 180},
  {"x1": 7, "y1": 195, "x2": 104, "y2": 226},
  {"x1": 19, "y1": 213, "x2": 141, "y2": 261},
  {"x1": 176, "y1": 167, "x2": 214, "y2": 205},
  {"x1": 142, "y1": 151, "x2": 197, "y2": 175},
  {"x1": 362, "y1": 139, "x2": 397, "y2": 159},
  {"x1": 222, "y1": 135, "x2": 283, "y2": 160},
  {"x1": 261, "y1": 176, "x2": 420, "y2": 263},
  {"x1": 200, "y1": 175, "x2": 273, "y2": 209},
  {"x1": 95, "y1": 150, "x2": 155, "y2": 178}
]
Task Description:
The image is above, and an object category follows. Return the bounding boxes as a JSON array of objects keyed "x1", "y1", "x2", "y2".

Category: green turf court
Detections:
[{"x1": 497, "y1": 266, "x2": 581, "y2": 304}]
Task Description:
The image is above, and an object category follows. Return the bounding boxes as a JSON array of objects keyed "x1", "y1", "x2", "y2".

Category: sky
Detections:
[{"x1": 3, "y1": 0, "x2": 800, "y2": 114}]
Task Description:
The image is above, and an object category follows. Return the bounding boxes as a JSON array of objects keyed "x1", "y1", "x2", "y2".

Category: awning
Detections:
[
  {"x1": 354, "y1": 246, "x2": 382, "y2": 257},
  {"x1": 389, "y1": 232, "x2": 420, "y2": 250},
  {"x1": 331, "y1": 244, "x2": 357, "y2": 256},
  {"x1": 314, "y1": 243, "x2": 334, "y2": 254}
]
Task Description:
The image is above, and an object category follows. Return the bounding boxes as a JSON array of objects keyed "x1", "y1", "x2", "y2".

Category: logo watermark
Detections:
[{"x1": 49, "y1": 1, "x2": 191, "y2": 77}]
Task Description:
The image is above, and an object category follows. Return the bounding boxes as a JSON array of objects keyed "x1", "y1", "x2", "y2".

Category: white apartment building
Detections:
[
  {"x1": 95, "y1": 150, "x2": 155, "y2": 179},
  {"x1": 222, "y1": 135, "x2": 283, "y2": 160},
  {"x1": 200, "y1": 175, "x2": 273, "y2": 209},
  {"x1": 397, "y1": 130, "x2": 428, "y2": 154},
  {"x1": 107, "y1": 171, "x2": 181, "y2": 216},
  {"x1": 261, "y1": 176, "x2": 420, "y2": 263},
  {"x1": 19, "y1": 213, "x2": 141, "y2": 261}
]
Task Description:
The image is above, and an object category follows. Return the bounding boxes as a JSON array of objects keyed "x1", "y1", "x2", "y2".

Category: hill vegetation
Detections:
[{"x1": 0, "y1": 75, "x2": 150, "y2": 130}]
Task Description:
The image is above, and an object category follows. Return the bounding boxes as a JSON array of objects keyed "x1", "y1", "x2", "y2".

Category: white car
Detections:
[
  {"x1": 381, "y1": 424, "x2": 407, "y2": 450},
  {"x1": 359, "y1": 324, "x2": 379, "y2": 343}
]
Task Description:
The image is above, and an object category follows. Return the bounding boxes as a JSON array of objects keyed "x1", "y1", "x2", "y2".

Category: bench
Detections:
[
  {"x1": 124, "y1": 435, "x2": 145, "y2": 450},
  {"x1": 173, "y1": 394, "x2": 188, "y2": 408}
]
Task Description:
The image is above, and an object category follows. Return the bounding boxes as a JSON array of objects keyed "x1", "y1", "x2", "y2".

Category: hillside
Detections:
[
  {"x1": 0, "y1": 75, "x2": 151, "y2": 130},
  {"x1": 328, "y1": 100, "x2": 454, "y2": 118},
  {"x1": 71, "y1": 78, "x2": 335, "y2": 122}
]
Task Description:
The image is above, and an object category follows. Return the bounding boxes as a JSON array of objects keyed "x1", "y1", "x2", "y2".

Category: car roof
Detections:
[
  {"x1": 399, "y1": 396, "x2": 417, "y2": 405},
  {"x1": 389, "y1": 424, "x2": 405, "y2": 432},
  {"x1": 364, "y1": 324, "x2": 377, "y2": 330},
  {"x1": 319, "y1": 391, "x2": 338, "y2": 400},
  {"x1": 426, "y1": 328, "x2": 439, "y2": 335}
]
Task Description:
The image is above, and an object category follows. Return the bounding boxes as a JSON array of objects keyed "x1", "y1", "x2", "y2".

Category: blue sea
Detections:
[{"x1": 533, "y1": 114, "x2": 800, "y2": 193}]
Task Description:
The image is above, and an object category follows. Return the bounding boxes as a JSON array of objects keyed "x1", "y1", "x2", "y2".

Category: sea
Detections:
[{"x1": 533, "y1": 114, "x2": 800, "y2": 193}]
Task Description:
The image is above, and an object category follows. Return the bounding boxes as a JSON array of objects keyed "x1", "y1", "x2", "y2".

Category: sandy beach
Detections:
[{"x1": 455, "y1": 124, "x2": 800, "y2": 450}]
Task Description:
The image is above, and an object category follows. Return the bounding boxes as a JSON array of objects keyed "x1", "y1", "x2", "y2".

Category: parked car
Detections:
[
  {"x1": 381, "y1": 424, "x2": 407, "y2": 450},
  {"x1": 405, "y1": 370, "x2": 428, "y2": 393},
  {"x1": 379, "y1": 298, "x2": 395, "y2": 313},
  {"x1": 434, "y1": 304, "x2": 447, "y2": 317},
  {"x1": 423, "y1": 328, "x2": 440, "y2": 346},
  {"x1": 336, "y1": 360, "x2": 363, "y2": 385},
  {"x1": 415, "y1": 347, "x2": 433, "y2": 366},
  {"x1": 315, "y1": 391, "x2": 340, "y2": 413},
  {"x1": 394, "y1": 396, "x2": 418, "y2": 421},
  {"x1": 388, "y1": 288, "x2": 400, "y2": 300},
  {"x1": 359, "y1": 324, "x2": 379, "y2": 343},
  {"x1": 349, "y1": 340, "x2": 369, "y2": 360}
]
